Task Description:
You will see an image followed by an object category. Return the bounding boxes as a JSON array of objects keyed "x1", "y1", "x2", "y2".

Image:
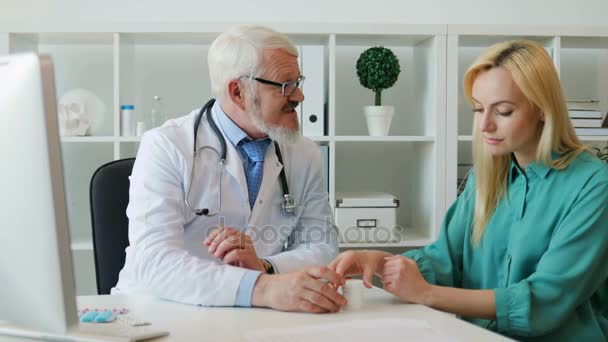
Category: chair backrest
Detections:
[{"x1": 89, "y1": 158, "x2": 135, "y2": 295}]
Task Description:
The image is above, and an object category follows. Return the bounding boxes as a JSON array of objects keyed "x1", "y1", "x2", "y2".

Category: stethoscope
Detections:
[{"x1": 184, "y1": 99, "x2": 296, "y2": 216}]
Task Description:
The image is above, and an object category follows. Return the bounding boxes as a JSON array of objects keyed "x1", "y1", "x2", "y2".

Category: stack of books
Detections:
[{"x1": 567, "y1": 100, "x2": 608, "y2": 136}]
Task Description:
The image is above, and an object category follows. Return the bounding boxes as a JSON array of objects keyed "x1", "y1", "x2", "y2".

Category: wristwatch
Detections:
[{"x1": 262, "y1": 259, "x2": 275, "y2": 274}]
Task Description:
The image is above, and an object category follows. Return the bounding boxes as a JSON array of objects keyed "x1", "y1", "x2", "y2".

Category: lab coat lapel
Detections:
[
  {"x1": 206, "y1": 107, "x2": 251, "y2": 218},
  {"x1": 249, "y1": 143, "x2": 282, "y2": 225}
]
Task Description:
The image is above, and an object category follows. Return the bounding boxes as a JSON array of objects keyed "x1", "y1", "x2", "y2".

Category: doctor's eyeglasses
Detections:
[{"x1": 243, "y1": 75, "x2": 305, "y2": 97}]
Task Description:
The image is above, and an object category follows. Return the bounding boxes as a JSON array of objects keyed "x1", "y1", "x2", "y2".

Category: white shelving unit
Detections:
[
  {"x1": 2, "y1": 24, "x2": 607, "y2": 295},
  {"x1": 331, "y1": 29, "x2": 447, "y2": 252}
]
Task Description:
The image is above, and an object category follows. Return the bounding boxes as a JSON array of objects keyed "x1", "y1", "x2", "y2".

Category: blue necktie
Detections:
[{"x1": 240, "y1": 139, "x2": 271, "y2": 209}]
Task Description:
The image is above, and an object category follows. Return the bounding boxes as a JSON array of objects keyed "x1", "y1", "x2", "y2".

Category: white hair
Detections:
[{"x1": 208, "y1": 25, "x2": 298, "y2": 99}]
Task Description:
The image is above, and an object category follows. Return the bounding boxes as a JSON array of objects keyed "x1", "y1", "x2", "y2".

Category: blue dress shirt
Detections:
[{"x1": 213, "y1": 102, "x2": 265, "y2": 307}]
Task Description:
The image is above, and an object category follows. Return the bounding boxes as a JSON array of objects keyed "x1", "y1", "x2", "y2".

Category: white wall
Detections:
[{"x1": 1, "y1": 0, "x2": 608, "y2": 27}]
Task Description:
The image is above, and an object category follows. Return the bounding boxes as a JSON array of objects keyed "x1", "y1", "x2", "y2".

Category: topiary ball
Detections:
[{"x1": 356, "y1": 46, "x2": 401, "y2": 93}]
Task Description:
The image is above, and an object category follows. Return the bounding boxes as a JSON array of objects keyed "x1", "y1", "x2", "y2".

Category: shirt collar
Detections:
[
  {"x1": 509, "y1": 152, "x2": 556, "y2": 183},
  {"x1": 527, "y1": 160, "x2": 552, "y2": 179},
  {"x1": 213, "y1": 101, "x2": 249, "y2": 147}
]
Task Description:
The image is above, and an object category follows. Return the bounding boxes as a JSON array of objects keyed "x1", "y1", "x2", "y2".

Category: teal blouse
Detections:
[{"x1": 405, "y1": 152, "x2": 608, "y2": 340}]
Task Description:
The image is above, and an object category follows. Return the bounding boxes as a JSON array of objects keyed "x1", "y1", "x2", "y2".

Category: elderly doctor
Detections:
[{"x1": 113, "y1": 25, "x2": 346, "y2": 313}]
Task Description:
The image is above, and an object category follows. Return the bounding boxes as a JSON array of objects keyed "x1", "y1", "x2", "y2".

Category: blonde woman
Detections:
[{"x1": 329, "y1": 40, "x2": 608, "y2": 339}]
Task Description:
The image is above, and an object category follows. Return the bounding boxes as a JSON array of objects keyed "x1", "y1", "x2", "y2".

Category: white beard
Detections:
[{"x1": 250, "y1": 98, "x2": 300, "y2": 144}]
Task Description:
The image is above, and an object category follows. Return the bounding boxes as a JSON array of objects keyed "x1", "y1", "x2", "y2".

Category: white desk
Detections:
[{"x1": 4, "y1": 287, "x2": 511, "y2": 341}]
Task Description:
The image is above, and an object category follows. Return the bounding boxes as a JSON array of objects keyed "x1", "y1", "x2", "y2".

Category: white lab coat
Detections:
[{"x1": 113, "y1": 105, "x2": 338, "y2": 306}]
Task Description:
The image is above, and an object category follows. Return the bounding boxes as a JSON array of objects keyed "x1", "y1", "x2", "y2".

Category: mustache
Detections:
[{"x1": 284, "y1": 101, "x2": 300, "y2": 112}]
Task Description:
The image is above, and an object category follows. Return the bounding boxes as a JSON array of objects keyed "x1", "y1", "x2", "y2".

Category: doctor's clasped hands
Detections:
[{"x1": 204, "y1": 226, "x2": 266, "y2": 272}]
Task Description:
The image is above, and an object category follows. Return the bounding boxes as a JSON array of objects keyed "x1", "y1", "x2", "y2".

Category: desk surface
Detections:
[{"x1": 73, "y1": 287, "x2": 508, "y2": 342}]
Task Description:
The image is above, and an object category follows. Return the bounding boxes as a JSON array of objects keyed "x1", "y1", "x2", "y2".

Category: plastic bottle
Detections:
[
  {"x1": 120, "y1": 105, "x2": 136, "y2": 136},
  {"x1": 150, "y1": 96, "x2": 164, "y2": 128}
]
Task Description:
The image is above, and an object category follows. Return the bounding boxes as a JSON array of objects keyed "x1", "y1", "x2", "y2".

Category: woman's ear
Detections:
[{"x1": 536, "y1": 105, "x2": 545, "y2": 122}]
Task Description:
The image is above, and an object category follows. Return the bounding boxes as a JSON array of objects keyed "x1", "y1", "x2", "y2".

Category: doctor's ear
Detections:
[{"x1": 227, "y1": 80, "x2": 247, "y2": 111}]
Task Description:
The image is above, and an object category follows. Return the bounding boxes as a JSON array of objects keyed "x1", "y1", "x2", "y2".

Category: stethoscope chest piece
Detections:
[{"x1": 282, "y1": 194, "x2": 296, "y2": 214}]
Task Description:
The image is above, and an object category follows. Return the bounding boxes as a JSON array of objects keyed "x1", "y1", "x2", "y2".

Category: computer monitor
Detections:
[
  {"x1": 0, "y1": 53, "x2": 79, "y2": 334},
  {"x1": 0, "y1": 52, "x2": 168, "y2": 342}
]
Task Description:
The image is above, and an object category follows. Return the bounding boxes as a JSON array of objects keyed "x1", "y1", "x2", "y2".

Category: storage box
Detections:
[{"x1": 335, "y1": 192, "x2": 399, "y2": 243}]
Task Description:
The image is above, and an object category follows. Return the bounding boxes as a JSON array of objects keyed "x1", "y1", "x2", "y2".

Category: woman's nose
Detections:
[{"x1": 478, "y1": 111, "x2": 495, "y2": 133}]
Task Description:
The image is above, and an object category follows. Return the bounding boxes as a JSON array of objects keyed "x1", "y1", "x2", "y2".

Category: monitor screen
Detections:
[{"x1": 0, "y1": 53, "x2": 78, "y2": 334}]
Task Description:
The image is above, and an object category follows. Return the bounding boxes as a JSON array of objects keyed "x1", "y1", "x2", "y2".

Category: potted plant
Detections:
[
  {"x1": 356, "y1": 46, "x2": 401, "y2": 136},
  {"x1": 592, "y1": 145, "x2": 608, "y2": 163}
]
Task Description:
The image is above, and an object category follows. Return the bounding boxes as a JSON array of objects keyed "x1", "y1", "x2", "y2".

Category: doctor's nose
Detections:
[{"x1": 289, "y1": 86, "x2": 304, "y2": 103}]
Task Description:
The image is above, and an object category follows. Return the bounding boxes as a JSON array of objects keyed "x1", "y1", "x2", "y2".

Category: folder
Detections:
[{"x1": 300, "y1": 45, "x2": 326, "y2": 137}]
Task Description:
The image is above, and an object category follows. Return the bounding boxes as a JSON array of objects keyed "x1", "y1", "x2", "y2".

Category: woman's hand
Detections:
[
  {"x1": 328, "y1": 250, "x2": 392, "y2": 288},
  {"x1": 381, "y1": 255, "x2": 432, "y2": 304}
]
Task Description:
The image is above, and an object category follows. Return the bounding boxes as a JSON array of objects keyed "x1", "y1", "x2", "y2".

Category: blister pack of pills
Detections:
[{"x1": 78, "y1": 308, "x2": 128, "y2": 323}]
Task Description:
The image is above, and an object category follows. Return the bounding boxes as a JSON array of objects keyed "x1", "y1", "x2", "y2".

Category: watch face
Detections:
[{"x1": 263, "y1": 260, "x2": 274, "y2": 274}]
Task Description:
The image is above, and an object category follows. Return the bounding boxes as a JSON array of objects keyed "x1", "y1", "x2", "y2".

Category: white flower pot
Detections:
[{"x1": 364, "y1": 106, "x2": 394, "y2": 136}]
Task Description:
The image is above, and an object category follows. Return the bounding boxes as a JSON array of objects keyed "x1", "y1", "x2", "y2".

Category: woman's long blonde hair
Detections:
[{"x1": 463, "y1": 40, "x2": 586, "y2": 245}]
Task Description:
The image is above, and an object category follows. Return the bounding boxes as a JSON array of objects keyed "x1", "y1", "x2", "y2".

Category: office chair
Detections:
[{"x1": 89, "y1": 158, "x2": 135, "y2": 295}]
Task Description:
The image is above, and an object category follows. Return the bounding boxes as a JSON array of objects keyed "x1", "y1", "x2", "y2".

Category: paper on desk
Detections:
[{"x1": 242, "y1": 318, "x2": 459, "y2": 342}]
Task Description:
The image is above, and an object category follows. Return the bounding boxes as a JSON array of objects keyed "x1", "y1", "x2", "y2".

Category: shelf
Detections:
[
  {"x1": 71, "y1": 240, "x2": 94, "y2": 251},
  {"x1": 561, "y1": 36, "x2": 608, "y2": 49},
  {"x1": 60, "y1": 136, "x2": 146, "y2": 143},
  {"x1": 60, "y1": 136, "x2": 438, "y2": 143},
  {"x1": 59, "y1": 135, "x2": 439, "y2": 143},
  {"x1": 307, "y1": 136, "x2": 331, "y2": 142},
  {"x1": 14, "y1": 33, "x2": 114, "y2": 45},
  {"x1": 459, "y1": 135, "x2": 608, "y2": 144},
  {"x1": 448, "y1": 25, "x2": 608, "y2": 38},
  {"x1": 579, "y1": 135, "x2": 608, "y2": 141},
  {"x1": 457, "y1": 35, "x2": 555, "y2": 48},
  {"x1": 121, "y1": 32, "x2": 220, "y2": 45},
  {"x1": 118, "y1": 136, "x2": 143, "y2": 142},
  {"x1": 72, "y1": 232, "x2": 433, "y2": 250},
  {"x1": 61, "y1": 136, "x2": 116, "y2": 142},
  {"x1": 338, "y1": 226, "x2": 431, "y2": 248},
  {"x1": 334, "y1": 136, "x2": 435, "y2": 142},
  {"x1": 457, "y1": 135, "x2": 607, "y2": 143},
  {"x1": 336, "y1": 34, "x2": 436, "y2": 47}
]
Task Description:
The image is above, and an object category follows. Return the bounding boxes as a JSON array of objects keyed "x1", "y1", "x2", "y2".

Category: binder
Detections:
[
  {"x1": 296, "y1": 45, "x2": 303, "y2": 129},
  {"x1": 320, "y1": 145, "x2": 329, "y2": 193},
  {"x1": 575, "y1": 128, "x2": 608, "y2": 136},
  {"x1": 568, "y1": 110, "x2": 603, "y2": 119},
  {"x1": 300, "y1": 45, "x2": 326, "y2": 137}
]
